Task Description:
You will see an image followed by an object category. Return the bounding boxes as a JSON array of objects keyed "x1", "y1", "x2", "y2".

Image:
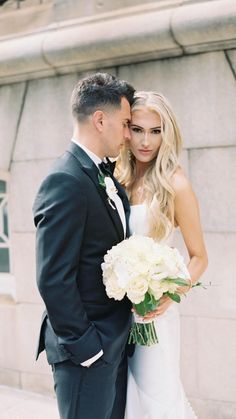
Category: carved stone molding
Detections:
[{"x1": 0, "y1": 0, "x2": 235, "y2": 85}]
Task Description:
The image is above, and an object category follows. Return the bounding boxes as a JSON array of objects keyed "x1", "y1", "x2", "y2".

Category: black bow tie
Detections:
[{"x1": 98, "y1": 159, "x2": 116, "y2": 175}]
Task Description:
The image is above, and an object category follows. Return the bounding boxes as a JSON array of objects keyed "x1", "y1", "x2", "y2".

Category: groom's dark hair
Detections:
[{"x1": 71, "y1": 72, "x2": 135, "y2": 122}]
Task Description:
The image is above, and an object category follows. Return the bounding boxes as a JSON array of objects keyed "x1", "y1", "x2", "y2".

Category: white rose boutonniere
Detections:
[{"x1": 98, "y1": 172, "x2": 118, "y2": 210}]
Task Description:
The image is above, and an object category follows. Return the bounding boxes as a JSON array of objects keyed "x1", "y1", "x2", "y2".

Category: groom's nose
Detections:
[{"x1": 124, "y1": 126, "x2": 131, "y2": 141}]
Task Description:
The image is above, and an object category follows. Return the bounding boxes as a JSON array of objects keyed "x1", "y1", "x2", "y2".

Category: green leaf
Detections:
[
  {"x1": 133, "y1": 301, "x2": 146, "y2": 317},
  {"x1": 128, "y1": 321, "x2": 159, "y2": 346},
  {"x1": 164, "y1": 278, "x2": 189, "y2": 286},
  {"x1": 166, "y1": 292, "x2": 181, "y2": 303},
  {"x1": 98, "y1": 173, "x2": 105, "y2": 187},
  {"x1": 134, "y1": 292, "x2": 158, "y2": 316},
  {"x1": 173, "y1": 279, "x2": 189, "y2": 286},
  {"x1": 192, "y1": 281, "x2": 202, "y2": 288}
]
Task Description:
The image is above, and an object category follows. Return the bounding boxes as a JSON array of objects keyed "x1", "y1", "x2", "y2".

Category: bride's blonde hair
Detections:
[{"x1": 116, "y1": 91, "x2": 183, "y2": 240}]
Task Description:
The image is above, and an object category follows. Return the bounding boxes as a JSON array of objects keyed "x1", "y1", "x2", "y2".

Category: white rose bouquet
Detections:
[{"x1": 102, "y1": 235, "x2": 193, "y2": 346}]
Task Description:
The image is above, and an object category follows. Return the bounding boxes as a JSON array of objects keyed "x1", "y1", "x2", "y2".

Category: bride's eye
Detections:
[
  {"x1": 131, "y1": 127, "x2": 142, "y2": 133},
  {"x1": 151, "y1": 129, "x2": 161, "y2": 135}
]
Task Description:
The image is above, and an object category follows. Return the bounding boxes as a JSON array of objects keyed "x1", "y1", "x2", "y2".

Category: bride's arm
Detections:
[
  {"x1": 145, "y1": 167, "x2": 208, "y2": 318},
  {"x1": 172, "y1": 167, "x2": 208, "y2": 290}
]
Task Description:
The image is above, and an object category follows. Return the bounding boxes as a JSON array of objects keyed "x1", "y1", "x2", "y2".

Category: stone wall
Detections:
[{"x1": 0, "y1": 1, "x2": 236, "y2": 418}]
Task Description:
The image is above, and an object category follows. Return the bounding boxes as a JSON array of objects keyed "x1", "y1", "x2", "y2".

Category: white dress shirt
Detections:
[
  {"x1": 72, "y1": 139, "x2": 126, "y2": 236},
  {"x1": 71, "y1": 139, "x2": 126, "y2": 366}
]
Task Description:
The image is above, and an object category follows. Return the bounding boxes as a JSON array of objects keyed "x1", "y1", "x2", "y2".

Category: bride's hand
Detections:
[
  {"x1": 176, "y1": 279, "x2": 192, "y2": 295},
  {"x1": 142, "y1": 282, "x2": 191, "y2": 319},
  {"x1": 142, "y1": 295, "x2": 174, "y2": 319}
]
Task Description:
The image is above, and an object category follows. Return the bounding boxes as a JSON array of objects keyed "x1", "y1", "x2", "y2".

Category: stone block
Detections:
[
  {"x1": 118, "y1": 51, "x2": 236, "y2": 148},
  {"x1": 175, "y1": 231, "x2": 236, "y2": 319},
  {"x1": 10, "y1": 159, "x2": 54, "y2": 233},
  {"x1": 53, "y1": 0, "x2": 163, "y2": 21},
  {"x1": 226, "y1": 49, "x2": 236, "y2": 77},
  {"x1": 1, "y1": 1, "x2": 236, "y2": 85},
  {"x1": 44, "y1": 7, "x2": 180, "y2": 74},
  {"x1": 0, "y1": 31, "x2": 56, "y2": 86},
  {"x1": 80, "y1": 67, "x2": 117, "y2": 77},
  {"x1": 0, "y1": 368, "x2": 20, "y2": 388},
  {"x1": 179, "y1": 149, "x2": 189, "y2": 178},
  {"x1": 0, "y1": 2, "x2": 53, "y2": 39},
  {"x1": 172, "y1": 0, "x2": 236, "y2": 53},
  {"x1": 189, "y1": 147, "x2": 236, "y2": 232},
  {"x1": 197, "y1": 317, "x2": 236, "y2": 402},
  {"x1": 0, "y1": 386, "x2": 58, "y2": 419},
  {"x1": 11, "y1": 232, "x2": 41, "y2": 304},
  {"x1": 13, "y1": 74, "x2": 78, "y2": 162},
  {"x1": 0, "y1": 303, "x2": 19, "y2": 371},
  {"x1": 16, "y1": 303, "x2": 49, "y2": 374},
  {"x1": 191, "y1": 397, "x2": 236, "y2": 419},
  {"x1": 0, "y1": 82, "x2": 26, "y2": 170},
  {"x1": 21, "y1": 371, "x2": 55, "y2": 397}
]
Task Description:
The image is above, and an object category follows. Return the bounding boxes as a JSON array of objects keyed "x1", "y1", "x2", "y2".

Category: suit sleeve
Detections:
[{"x1": 33, "y1": 172, "x2": 103, "y2": 364}]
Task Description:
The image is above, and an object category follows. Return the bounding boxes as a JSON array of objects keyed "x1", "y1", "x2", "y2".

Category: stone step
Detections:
[{"x1": 0, "y1": 385, "x2": 59, "y2": 419}]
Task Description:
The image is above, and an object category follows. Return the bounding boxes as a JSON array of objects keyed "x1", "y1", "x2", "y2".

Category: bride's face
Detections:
[{"x1": 129, "y1": 108, "x2": 162, "y2": 164}]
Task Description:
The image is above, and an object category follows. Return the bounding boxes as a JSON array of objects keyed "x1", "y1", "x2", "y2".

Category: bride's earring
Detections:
[{"x1": 128, "y1": 149, "x2": 133, "y2": 161}]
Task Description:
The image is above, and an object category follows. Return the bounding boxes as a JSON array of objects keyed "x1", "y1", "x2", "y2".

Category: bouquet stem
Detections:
[{"x1": 128, "y1": 321, "x2": 158, "y2": 346}]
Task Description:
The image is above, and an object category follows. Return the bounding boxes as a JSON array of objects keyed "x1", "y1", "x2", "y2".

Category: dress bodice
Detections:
[
  {"x1": 129, "y1": 204, "x2": 174, "y2": 246},
  {"x1": 129, "y1": 204, "x2": 149, "y2": 236}
]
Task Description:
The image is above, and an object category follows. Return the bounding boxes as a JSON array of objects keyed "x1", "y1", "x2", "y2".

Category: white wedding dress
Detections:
[{"x1": 125, "y1": 204, "x2": 197, "y2": 419}]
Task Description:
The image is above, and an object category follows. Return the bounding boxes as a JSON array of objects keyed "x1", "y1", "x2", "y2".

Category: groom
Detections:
[{"x1": 33, "y1": 73, "x2": 135, "y2": 419}]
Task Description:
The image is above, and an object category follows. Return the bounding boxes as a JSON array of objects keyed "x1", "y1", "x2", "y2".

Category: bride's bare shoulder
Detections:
[{"x1": 171, "y1": 166, "x2": 192, "y2": 195}]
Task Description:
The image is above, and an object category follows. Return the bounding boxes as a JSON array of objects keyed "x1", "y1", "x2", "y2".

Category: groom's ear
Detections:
[{"x1": 92, "y1": 110, "x2": 105, "y2": 133}]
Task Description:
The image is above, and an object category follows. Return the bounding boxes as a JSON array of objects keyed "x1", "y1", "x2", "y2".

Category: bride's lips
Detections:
[{"x1": 138, "y1": 149, "x2": 152, "y2": 154}]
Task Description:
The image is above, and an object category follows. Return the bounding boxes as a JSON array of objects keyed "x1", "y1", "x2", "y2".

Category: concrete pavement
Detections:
[{"x1": 0, "y1": 386, "x2": 59, "y2": 419}]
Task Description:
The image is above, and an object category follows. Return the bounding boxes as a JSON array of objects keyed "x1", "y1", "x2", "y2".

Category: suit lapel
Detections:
[
  {"x1": 67, "y1": 142, "x2": 125, "y2": 241},
  {"x1": 111, "y1": 175, "x2": 130, "y2": 237},
  {"x1": 104, "y1": 158, "x2": 130, "y2": 238}
]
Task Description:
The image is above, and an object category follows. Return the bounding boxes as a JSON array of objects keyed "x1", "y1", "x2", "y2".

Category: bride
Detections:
[{"x1": 116, "y1": 91, "x2": 208, "y2": 419}]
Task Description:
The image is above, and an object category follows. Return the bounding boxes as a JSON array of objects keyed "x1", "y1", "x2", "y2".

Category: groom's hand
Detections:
[{"x1": 80, "y1": 350, "x2": 104, "y2": 368}]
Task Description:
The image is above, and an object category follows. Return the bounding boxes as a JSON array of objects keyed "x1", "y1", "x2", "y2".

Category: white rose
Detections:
[
  {"x1": 151, "y1": 270, "x2": 169, "y2": 281},
  {"x1": 126, "y1": 276, "x2": 149, "y2": 304},
  {"x1": 105, "y1": 279, "x2": 126, "y2": 300},
  {"x1": 104, "y1": 177, "x2": 118, "y2": 201},
  {"x1": 102, "y1": 268, "x2": 117, "y2": 285},
  {"x1": 114, "y1": 262, "x2": 131, "y2": 289},
  {"x1": 153, "y1": 278, "x2": 179, "y2": 295},
  {"x1": 149, "y1": 280, "x2": 164, "y2": 300},
  {"x1": 162, "y1": 281, "x2": 178, "y2": 294},
  {"x1": 133, "y1": 259, "x2": 152, "y2": 276}
]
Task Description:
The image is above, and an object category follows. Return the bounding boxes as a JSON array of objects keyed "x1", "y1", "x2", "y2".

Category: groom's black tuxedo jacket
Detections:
[{"x1": 33, "y1": 142, "x2": 132, "y2": 365}]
